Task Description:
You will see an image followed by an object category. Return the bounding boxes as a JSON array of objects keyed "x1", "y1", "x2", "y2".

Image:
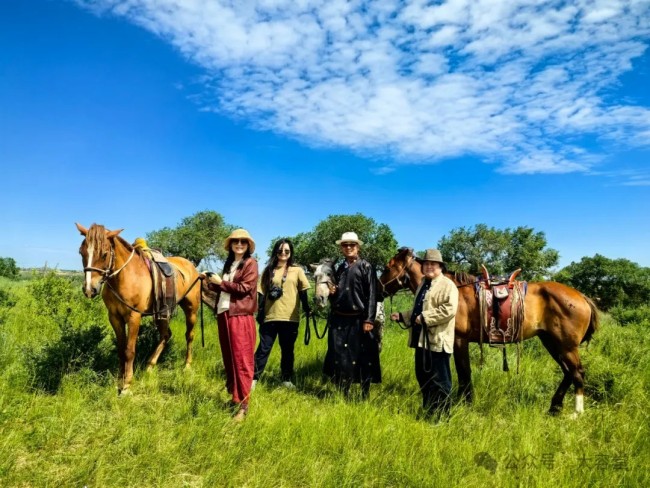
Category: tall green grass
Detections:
[{"x1": 0, "y1": 275, "x2": 648, "y2": 487}]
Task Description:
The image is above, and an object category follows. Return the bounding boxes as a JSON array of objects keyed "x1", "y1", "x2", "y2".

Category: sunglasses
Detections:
[
  {"x1": 341, "y1": 243, "x2": 357, "y2": 248},
  {"x1": 278, "y1": 249, "x2": 291, "y2": 255},
  {"x1": 231, "y1": 239, "x2": 249, "y2": 245}
]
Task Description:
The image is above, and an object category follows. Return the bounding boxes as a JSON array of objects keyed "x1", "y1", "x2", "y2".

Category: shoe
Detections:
[
  {"x1": 233, "y1": 408, "x2": 247, "y2": 422},
  {"x1": 281, "y1": 381, "x2": 296, "y2": 389},
  {"x1": 251, "y1": 379, "x2": 257, "y2": 391}
]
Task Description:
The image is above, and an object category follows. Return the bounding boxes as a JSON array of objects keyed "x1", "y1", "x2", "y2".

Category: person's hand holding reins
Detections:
[{"x1": 201, "y1": 271, "x2": 223, "y2": 285}]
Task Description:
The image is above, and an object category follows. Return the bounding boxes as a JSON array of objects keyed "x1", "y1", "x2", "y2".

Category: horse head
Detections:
[
  {"x1": 379, "y1": 247, "x2": 419, "y2": 297},
  {"x1": 76, "y1": 223, "x2": 123, "y2": 298},
  {"x1": 310, "y1": 259, "x2": 336, "y2": 310}
]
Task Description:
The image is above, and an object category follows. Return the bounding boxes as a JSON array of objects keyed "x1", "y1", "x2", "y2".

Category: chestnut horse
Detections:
[
  {"x1": 379, "y1": 248, "x2": 599, "y2": 416},
  {"x1": 76, "y1": 223, "x2": 202, "y2": 395}
]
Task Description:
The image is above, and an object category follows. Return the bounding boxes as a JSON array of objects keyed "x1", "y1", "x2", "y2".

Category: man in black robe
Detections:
[{"x1": 323, "y1": 232, "x2": 381, "y2": 398}]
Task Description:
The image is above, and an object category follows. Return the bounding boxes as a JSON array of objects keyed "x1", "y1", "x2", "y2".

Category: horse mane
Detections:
[{"x1": 450, "y1": 270, "x2": 476, "y2": 286}]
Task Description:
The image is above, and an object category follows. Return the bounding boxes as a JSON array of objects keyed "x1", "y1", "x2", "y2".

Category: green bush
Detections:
[
  {"x1": 27, "y1": 272, "x2": 105, "y2": 326},
  {"x1": 25, "y1": 315, "x2": 115, "y2": 393},
  {"x1": 0, "y1": 257, "x2": 19, "y2": 279},
  {"x1": 610, "y1": 305, "x2": 650, "y2": 327}
]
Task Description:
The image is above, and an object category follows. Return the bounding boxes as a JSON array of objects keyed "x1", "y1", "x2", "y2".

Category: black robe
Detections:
[{"x1": 323, "y1": 259, "x2": 381, "y2": 384}]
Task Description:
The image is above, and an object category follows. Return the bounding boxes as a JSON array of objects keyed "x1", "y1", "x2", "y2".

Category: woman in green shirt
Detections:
[{"x1": 253, "y1": 238, "x2": 311, "y2": 389}]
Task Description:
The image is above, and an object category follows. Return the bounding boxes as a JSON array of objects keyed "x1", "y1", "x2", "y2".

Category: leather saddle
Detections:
[
  {"x1": 137, "y1": 248, "x2": 177, "y2": 320},
  {"x1": 479, "y1": 265, "x2": 527, "y2": 345},
  {"x1": 148, "y1": 250, "x2": 175, "y2": 277}
]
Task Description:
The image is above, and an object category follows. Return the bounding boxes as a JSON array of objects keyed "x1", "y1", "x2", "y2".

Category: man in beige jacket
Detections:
[{"x1": 391, "y1": 249, "x2": 458, "y2": 419}]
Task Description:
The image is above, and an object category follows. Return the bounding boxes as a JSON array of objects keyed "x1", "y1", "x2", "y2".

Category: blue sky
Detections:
[{"x1": 1, "y1": 0, "x2": 649, "y2": 271}]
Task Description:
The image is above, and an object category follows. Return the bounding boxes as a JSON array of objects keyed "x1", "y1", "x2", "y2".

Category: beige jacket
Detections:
[{"x1": 402, "y1": 274, "x2": 458, "y2": 353}]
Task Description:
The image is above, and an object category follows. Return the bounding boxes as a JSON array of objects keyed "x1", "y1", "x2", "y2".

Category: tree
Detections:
[
  {"x1": 0, "y1": 257, "x2": 19, "y2": 279},
  {"x1": 269, "y1": 214, "x2": 398, "y2": 268},
  {"x1": 437, "y1": 224, "x2": 559, "y2": 280},
  {"x1": 503, "y1": 227, "x2": 560, "y2": 280},
  {"x1": 554, "y1": 254, "x2": 650, "y2": 311},
  {"x1": 146, "y1": 211, "x2": 234, "y2": 267}
]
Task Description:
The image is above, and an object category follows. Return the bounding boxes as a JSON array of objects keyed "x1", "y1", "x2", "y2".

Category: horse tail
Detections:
[{"x1": 581, "y1": 294, "x2": 600, "y2": 344}]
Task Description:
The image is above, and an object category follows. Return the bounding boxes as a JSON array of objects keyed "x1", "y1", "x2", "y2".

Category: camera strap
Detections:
[{"x1": 277, "y1": 265, "x2": 289, "y2": 289}]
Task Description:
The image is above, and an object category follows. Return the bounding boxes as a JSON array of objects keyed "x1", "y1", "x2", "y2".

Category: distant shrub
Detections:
[
  {"x1": 610, "y1": 305, "x2": 650, "y2": 327},
  {"x1": 0, "y1": 257, "x2": 19, "y2": 279}
]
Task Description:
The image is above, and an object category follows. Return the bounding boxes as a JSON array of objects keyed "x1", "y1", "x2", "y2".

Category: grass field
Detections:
[{"x1": 0, "y1": 274, "x2": 648, "y2": 487}]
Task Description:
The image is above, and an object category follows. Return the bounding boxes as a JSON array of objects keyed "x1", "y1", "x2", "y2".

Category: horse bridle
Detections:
[
  {"x1": 379, "y1": 254, "x2": 415, "y2": 298},
  {"x1": 83, "y1": 245, "x2": 135, "y2": 286}
]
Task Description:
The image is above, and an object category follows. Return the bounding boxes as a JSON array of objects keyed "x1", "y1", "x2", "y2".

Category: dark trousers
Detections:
[
  {"x1": 414, "y1": 348, "x2": 452, "y2": 417},
  {"x1": 254, "y1": 321, "x2": 299, "y2": 381}
]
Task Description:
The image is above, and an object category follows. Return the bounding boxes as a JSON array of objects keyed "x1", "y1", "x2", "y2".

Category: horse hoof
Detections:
[
  {"x1": 184, "y1": 363, "x2": 192, "y2": 370},
  {"x1": 548, "y1": 406, "x2": 562, "y2": 416},
  {"x1": 570, "y1": 411, "x2": 582, "y2": 420},
  {"x1": 146, "y1": 365, "x2": 154, "y2": 373},
  {"x1": 118, "y1": 388, "x2": 133, "y2": 397}
]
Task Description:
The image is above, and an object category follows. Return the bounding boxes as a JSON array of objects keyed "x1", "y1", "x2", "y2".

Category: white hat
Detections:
[{"x1": 335, "y1": 232, "x2": 364, "y2": 246}]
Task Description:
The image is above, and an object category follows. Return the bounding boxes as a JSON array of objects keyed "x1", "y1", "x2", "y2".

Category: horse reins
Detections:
[
  {"x1": 303, "y1": 309, "x2": 328, "y2": 345},
  {"x1": 304, "y1": 267, "x2": 333, "y2": 345}
]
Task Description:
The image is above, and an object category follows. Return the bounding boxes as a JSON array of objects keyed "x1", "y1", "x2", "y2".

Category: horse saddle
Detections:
[
  {"x1": 148, "y1": 250, "x2": 175, "y2": 277},
  {"x1": 479, "y1": 265, "x2": 527, "y2": 345},
  {"x1": 138, "y1": 249, "x2": 177, "y2": 319}
]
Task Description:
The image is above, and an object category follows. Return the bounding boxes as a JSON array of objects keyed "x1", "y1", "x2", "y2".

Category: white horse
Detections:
[{"x1": 310, "y1": 259, "x2": 336, "y2": 310}]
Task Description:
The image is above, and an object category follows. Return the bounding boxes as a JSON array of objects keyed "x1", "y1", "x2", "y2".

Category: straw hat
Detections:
[
  {"x1": 415, "y1": 249, "x2": 444, "y2": 264},
  {"x1": 335, "y1": 231, "x2": 364, "y2": 246},
  {"x1": 224, "y1": 228, "x2": 256, "y2": 253}
]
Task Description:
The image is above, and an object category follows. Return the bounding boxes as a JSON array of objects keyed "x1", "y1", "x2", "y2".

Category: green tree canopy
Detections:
[
  {"x1": 554, "y1": 254, "x2": 650, "y2": 311},
  {"x1": 146, "y1": 210, "x2": 234, "y2": 267},
  {"x1": 437, "y1": 224, "x2": 559, "y2": 280},
  {"x1": 0, "y1": 257, "x2": 19, "y2": 280},
  {"x1": 267, "y1": 213, "x2": 398, "y2": 269}
]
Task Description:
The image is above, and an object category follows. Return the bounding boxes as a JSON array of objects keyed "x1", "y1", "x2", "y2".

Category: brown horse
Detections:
[
  {"x1": 379, "y1": 248, "x2": 599, "y2": 416},
  {"x1": 76, "y1": 223, "x2": 202, "y2": 395}
]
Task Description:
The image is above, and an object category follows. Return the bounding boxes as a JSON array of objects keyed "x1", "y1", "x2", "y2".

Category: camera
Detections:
[{"x1": 268, "y1": 285, "x2": 284, "y2": 300}]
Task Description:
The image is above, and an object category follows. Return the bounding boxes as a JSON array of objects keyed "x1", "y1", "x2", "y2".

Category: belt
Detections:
[{"x1": 333, "y1": 310, "x2": 363, "y2": 317}]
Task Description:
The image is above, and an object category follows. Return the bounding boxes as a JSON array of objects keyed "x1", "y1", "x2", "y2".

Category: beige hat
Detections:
[
  {"x1": 335, "y1": 231, "x2": 364, "y2": 246},
  {"x1": 224, "y1": 228, "x2": 256, "y2": 253},
  {"x1": 416, "y1": 248, "x2": 444, "y2": 264}
]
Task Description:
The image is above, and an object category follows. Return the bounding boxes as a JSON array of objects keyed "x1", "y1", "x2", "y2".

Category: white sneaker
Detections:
[
  {"x1": 281, "y1": 381, "x2": 295, "y2": 389},
  {"x1": 251, "y1": 380, "x2": 257, "y2": 391}
]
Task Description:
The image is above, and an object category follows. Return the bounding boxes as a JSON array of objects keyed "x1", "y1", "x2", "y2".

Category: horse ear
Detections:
[
  {"x1": 75, "y1": 223, "x2": 88, "y2": 236},
  {"x1": 309, "y1": 264, "x2": 318, "y2": 271},
  {"x1": 106, "y1": 228, "x2": 123, "y2": 239}
]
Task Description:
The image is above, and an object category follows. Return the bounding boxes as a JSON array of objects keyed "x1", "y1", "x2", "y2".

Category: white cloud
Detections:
[{"x1": 75, "y1": 0, "x2": 650, "y2": 174}]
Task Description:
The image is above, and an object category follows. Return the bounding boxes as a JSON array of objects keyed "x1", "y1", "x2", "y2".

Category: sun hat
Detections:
[
  {"x1": 335, "y1": 231, "x2": 364, "y2": 246},
  {"x1": 224, "y1": 228, "x2": 256, "y2": 253},
  {"x1": 415, "y1": 249, "x2": 444, "y2": 264}
]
